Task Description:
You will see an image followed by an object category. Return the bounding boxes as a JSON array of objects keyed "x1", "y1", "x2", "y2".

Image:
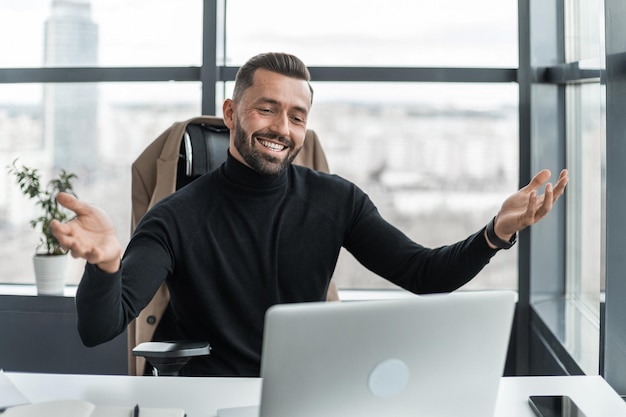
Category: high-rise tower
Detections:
[{"x1": 43, "y1": 0, "x2": 99, "y2": 180}]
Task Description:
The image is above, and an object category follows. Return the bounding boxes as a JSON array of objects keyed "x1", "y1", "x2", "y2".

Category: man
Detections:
[{"x1": 51, "y1": 52, "x2": 569, "y2": 377}]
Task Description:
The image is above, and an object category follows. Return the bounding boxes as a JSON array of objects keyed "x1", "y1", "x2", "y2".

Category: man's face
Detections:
[{"x1": 223, "y1": 68, "x2": 312, "y2": 176}]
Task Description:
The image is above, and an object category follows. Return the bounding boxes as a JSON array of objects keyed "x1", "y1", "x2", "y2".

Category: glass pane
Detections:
[
  {"x1": 221, "y1": 81, "x2": 519, "y2": 290},
  {"x1": 566, "y1": 84, "x2": 604, "y2": 309},
  {"x1": 0, "y1": 0, "x2": 202, "y2": 68},
  {"x1": 226, "y1": 0, "x2": 518, "y2": 68},
  {"x1": 565, "y1": 0, "x2": 605, "y2": 65},
  {"x1": 564, "y1": 83, "x2": 604, "y2": 375},
  {"x1": 0, "y1": 82, "x2": 201, "y2": 285}
]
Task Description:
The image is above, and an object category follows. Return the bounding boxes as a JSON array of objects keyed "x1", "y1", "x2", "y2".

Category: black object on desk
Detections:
[{"x1": 528, "y1": 395, "x2": 588, "y2": 417}]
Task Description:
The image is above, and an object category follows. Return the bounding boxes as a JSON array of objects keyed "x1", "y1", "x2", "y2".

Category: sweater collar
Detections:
[{"x1": 221, "y1": 150, "x2": 288, "y2": 190}]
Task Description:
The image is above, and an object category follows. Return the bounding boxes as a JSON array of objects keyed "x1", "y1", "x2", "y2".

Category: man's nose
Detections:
[{"x1": 270, "y1": 113, "x2": 290, "y2": 137}]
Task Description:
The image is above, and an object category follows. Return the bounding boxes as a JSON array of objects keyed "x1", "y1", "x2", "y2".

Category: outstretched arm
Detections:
[
  {"x1": 50, "y1": 192, "x2": 123, "y2": 273},
  {"x1": 485, "y1": 169, "x2": 569, "y2": 249}
]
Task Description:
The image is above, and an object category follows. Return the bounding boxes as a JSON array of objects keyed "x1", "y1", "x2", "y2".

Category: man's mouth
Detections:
[{"x1": 256, "y1": 137, "x2": 287, "y2": 152}]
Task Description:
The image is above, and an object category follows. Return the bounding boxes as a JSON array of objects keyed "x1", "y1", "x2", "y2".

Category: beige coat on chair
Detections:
[{"x1": 128, "y1": 115, "x2": 339, "y2": 376}]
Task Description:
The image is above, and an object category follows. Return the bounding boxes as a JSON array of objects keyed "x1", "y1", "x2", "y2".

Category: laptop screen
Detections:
[{"x1": 258, "y1": 291, "x2": 516, "y2": 417}]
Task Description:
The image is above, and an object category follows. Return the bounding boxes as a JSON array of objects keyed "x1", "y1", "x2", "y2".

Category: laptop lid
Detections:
[{"x1": 259, "y1": 290, "x2": 515, "y2": 417}]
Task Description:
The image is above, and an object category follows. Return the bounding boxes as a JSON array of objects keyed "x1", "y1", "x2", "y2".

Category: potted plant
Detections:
[{"x1": 7, "y1": 159, "x2": 78, "y2": 295}]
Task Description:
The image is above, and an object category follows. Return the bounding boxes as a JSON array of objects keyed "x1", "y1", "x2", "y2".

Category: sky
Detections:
[{"x1": 1, "y1": 0, "x2": 517, "y2": 67}]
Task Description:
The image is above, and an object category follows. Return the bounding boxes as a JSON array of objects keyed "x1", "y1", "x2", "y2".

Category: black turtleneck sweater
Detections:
[{"x1": 75, "y1": 152, "x2": 498, "y2": 376}]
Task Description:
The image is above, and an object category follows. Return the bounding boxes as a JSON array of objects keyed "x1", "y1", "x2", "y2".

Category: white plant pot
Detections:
[{"x1": 32, "y1": 254, "x2": 68, "y2": 296}]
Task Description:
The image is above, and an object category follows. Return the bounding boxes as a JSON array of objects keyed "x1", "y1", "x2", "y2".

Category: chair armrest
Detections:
[
  {"x1": 133, "y1": 341, "x2": 211, "y2": 358},
  {"x1": 132, "y1": 341, "x2": 211, "y2": 376}
]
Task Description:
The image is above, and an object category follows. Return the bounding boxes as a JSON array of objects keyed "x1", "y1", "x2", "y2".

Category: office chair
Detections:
[{"x1": 129, "y1": 116, "x2": 337, "y2": 376}]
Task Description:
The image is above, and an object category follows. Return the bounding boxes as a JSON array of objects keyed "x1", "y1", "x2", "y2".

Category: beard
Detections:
[{"x1": 233, "y1": 118, "x2": 302, "y2": 176}]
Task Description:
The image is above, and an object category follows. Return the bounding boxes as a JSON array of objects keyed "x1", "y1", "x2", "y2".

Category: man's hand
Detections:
[
  {"x1": 50, "y1": 192, "x2": 122, "y2": 273},
  {"x1": 485, "y1": 169, "x2": 569, "y2": 249}
]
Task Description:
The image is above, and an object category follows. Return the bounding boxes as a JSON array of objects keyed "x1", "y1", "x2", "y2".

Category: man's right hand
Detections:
[{"x1": 50, "y1": 192, "x2": 122, "y2": 274}]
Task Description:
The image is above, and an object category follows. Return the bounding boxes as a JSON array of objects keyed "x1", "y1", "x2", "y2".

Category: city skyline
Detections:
[
  {"x1": 0, "y1": 0, "x2": 517, "y2": 72},
  {"x1": 1, "y1": 0, "x2": 520, "y2": 291}
]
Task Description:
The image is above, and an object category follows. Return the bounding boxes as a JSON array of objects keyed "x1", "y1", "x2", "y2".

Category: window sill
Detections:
[
  {"x1": 531, "y1": 296, "x2": 600, "y2": 375},
  {"x1": 0, "y1": 284, "x2": 77, "y2": 297}
]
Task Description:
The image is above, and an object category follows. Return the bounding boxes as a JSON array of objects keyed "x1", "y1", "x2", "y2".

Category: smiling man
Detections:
[
  {"x1": 227, "y1": 61, "x2": 312, "y2": 175},
  {"x1": 51, "y1": 52, "x2": 568, "y2": 377}
]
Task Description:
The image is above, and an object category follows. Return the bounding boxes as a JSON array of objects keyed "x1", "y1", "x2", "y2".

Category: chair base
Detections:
[{"x1": 132, "y1": 340, "x2": 211, "y2": 376}]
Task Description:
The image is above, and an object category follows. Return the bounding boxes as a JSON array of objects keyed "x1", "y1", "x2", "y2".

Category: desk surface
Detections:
[{"x1": 6, "y1": 373, "x2": 626, "y2": 417}]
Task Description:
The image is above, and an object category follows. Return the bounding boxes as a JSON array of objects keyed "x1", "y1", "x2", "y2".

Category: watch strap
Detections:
[{"x1": 486, "y1": 216, "x2": 517, "y2": 250}]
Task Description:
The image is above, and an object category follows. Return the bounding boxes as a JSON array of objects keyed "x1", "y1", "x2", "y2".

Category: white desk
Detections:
[{"x1": 5, "y1": 373, "x2": 626, "y2": 417}]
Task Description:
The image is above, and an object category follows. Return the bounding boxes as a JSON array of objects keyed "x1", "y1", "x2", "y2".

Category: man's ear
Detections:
[{"x1": 222, "y1": 99, "x2": 235, "y2": 129}]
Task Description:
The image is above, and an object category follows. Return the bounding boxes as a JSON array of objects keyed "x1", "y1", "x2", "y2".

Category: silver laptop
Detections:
[{"x1": 218, "y1": 290, "x2": 516, "y2": 417}]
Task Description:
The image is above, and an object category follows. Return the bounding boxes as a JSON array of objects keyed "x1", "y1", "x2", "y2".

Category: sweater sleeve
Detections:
[
  {"x1": 75, "y1": 263, "x2": 129, "y2": 346},
  {"x1": 343, "y1": 196, "x2": 499, "y2": 294},
  {"x1": 76, "y1": 205, "x2": 177, "y2": 347}
]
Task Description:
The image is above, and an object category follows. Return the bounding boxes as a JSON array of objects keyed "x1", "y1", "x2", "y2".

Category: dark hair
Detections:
[{"x1": 232, "y1": 52, "x2": 313, "y2": 103}]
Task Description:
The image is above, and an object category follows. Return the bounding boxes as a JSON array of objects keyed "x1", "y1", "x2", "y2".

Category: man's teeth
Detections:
[{"x1": 258, "y1": 139, "x2": 286, "y2": 151}]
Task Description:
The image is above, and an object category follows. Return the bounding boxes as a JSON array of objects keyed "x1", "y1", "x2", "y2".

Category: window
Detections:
[
  {"x1": 225, "y1": 0, "x2": 518, "y2": 68},
  {"x1": 308, "y1": 82, "x2": 519, "y2": 290},
  {"x1": 527, "y1": 0, "x2": 606, "y2": 377},
  {"x1": 1, "y1": 0, "x2": 203, "y2": 286},
  {"x1": 220, "y1": 78, "x2": 519, "y2": 290},
  {"x1": 2, "y1": 0, "x2": 519, "y2": 293},
  {"x1": 0, "y1": 0, "x2": 202, "y2": 68},
  {"x1": 1, "y1": 82, "x2": 201, "y2": 285},
  {"x1": 224, "y1": 0, "x2": 519, "y2": 290}
]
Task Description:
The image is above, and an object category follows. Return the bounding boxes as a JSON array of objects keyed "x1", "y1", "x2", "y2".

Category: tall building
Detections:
[{"x1": 43, "y1": 0, "x2": 99, "y2": 180}]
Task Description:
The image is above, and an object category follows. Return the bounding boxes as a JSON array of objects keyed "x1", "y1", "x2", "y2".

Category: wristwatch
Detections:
[{"x1": 486, "y1": 216, "x2": 517, "y2": 250}]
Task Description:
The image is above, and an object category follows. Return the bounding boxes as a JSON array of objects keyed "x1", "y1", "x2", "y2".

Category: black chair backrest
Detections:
[{"x1": 176, "y1": 123, "x2": 230, "y2": 190}]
